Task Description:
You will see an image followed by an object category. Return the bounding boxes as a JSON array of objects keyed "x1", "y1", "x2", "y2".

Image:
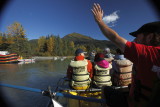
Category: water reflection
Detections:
[
  {"x1": 18, "y1": 61, "x2": 35, "y2": 65},
  {"x1": 0, "y1": 64, "x2": 19, "y2": 72},
  {"x1": 0, "y1": 58, "x2": 103, "y2": 107},
  {"x1": 0, "y1": 58, "x2": 71, "y2": 107}
]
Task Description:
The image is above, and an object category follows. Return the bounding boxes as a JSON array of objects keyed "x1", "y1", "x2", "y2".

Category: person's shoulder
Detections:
[
  {"x1": 86, "y1": 59, "x2": 93, "y2": 64},
  {"x1": 140, "y1": 45, "x2": 160, "y2": 52},
  {"x1": 125, "y1": 41, "x2": 150, "y2": 50},
  {"x1": 148, "y1": 46, "x2": 160, "y2": 54},
  {"x1": 86, "y1": 59, "x2": 91, "y2": 63}
]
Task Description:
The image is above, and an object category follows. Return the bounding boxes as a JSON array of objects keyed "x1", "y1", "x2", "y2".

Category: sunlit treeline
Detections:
[
  {"x1": 0, "y1": 22, "x2": 31, "y2": 57},
  {"x1": 36, "y1": 35, "x2": 76, "y2": 56},
  {"x1": 0, "y1": 22, "x2": 103, "y2": 57}
]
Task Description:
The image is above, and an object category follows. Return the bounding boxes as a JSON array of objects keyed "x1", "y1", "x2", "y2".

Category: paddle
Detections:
[
  {"x1": 0, "y1": 83, "x2": 106, "y2": 104},
  {"x1": 0, "y1": 83, "x2": 63, "y2": 107}
]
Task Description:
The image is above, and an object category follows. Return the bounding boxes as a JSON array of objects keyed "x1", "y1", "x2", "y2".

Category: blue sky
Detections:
[{"x1": 0, "y1": 0, "x2": 159, "y2": 41}]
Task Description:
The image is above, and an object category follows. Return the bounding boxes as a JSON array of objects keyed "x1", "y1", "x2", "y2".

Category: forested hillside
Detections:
[
  {"x1": 63, "y1": 33, "x2": 116, "y2": 49},
  {"x1": 0, "y1": 22, "x2": 116, "y2": 57}
]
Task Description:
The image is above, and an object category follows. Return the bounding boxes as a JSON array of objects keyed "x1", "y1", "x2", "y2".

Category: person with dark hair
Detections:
[
  {"x1": 112, "y1": 48, "x2": 133, "y2": 87},
  {"x1": 92, "y1": 53, "x2": 112, "y2": 88},
  {"x1": 87, "y1": 50, "x2": 96, "y2": 62},
  {"x1": 114, "y1": 48, "x2": 126, "y2": 60},
  {"x1": 67, "y1": 48, "x2": 93, "y2": 90},
  {"x1": 91, "y1": 3, "x2": 160, "y2": 107}
]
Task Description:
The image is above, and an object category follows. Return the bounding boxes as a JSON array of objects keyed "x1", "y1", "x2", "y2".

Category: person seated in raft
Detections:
[
  {"x1": 92, "y1": 53, "x2": 112, "y2": 88},
  {"x1": 66, "y1": 48, "x2": 93, "y2": 90},
  {"x1": 111, "y1": 48, "x2": 133, "y2": 86}
]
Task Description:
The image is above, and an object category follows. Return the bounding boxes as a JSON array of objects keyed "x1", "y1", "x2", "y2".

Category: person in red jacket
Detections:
[
  {"x1": 91, "y1": 3, "x2": 160, "y2": 107},
  {"x1": 67, "y1": 48, "x2": 93, "y2": 90}
]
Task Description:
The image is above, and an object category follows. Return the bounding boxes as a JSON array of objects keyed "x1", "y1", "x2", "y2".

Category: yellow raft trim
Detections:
[
  {"x1": 63, "y1": 90, "x2": 102, "y2": 99},
  {"x1": 72, "y1": 86, "x2": 90, "y2": 90}
]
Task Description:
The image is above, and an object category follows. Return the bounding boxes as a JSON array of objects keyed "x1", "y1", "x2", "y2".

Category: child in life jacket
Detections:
[{"x1": 92, "y1": 53, "x2": 112, "y2": 88}]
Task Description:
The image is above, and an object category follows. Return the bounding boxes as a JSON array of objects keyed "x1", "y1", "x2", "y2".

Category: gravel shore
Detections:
[{"x1": 32, "y1": 56, "x2": 74, "y2": 60}]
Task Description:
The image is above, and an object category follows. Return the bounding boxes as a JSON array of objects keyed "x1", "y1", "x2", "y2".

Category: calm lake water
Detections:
[{"x1": 0, "y1": 58, "x2": 71, "y2": 107}]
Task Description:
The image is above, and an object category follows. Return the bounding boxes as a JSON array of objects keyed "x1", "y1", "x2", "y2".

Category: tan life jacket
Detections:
[
  {"x1": 112, "y1": 59, "x2": 133, "y2": 86},
  {"x1": 69, "y1": 59, "x2": 91, "y2": 89},
  {"x1": 93, "y1": 64, "x2": 112, "y2": 88}
]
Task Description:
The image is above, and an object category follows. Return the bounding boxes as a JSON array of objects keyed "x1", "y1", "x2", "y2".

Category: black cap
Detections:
[
  {"x1": 129, "y1": 21, "x2": 160, "y2": 37},
  {"x1": 75, "y1": 48, "x2": 84, "y2": 55}
]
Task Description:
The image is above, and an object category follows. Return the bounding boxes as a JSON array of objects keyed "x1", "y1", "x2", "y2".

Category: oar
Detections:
[
  {"x1": 0, "y1": 83, "x2": 42, "y2": 93},
  {"x1": 0, "y1": 83, "x2": 63, "y2": 107},
  {"x1": 0, "y1": 83, "x2": 106, "y2": 104}
]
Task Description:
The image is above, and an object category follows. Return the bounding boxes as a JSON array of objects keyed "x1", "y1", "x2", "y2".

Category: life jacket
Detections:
[
  {"x1": 93, "y1": 64, "x2": 112, "y2": 88},
  {"x1": 69, "y1": 59, "x2": 91, "y2": 90},
  {"x1": 112, "y1": 59, "x2": 133, "y2": 86}
]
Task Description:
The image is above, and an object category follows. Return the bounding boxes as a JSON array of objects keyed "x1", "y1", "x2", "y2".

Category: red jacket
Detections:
[
  {"x1": 124, "y1": 41, "x2": 160, "y2": 106},
  {"x1": 67, "y1": 55, "x2": 93, "y2": 79}
]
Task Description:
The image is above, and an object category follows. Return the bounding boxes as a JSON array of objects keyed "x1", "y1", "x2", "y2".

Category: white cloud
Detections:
[{"x1": 102, "y1": 10, "x2": 120, "y2": 27}]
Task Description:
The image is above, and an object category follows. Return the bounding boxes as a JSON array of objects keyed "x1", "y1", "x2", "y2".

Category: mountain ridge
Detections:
[
  {"x1": 62, "y1": 32, "x2": 116, "y2": 49},
  {"x1": 29, "y1": 32, "x2": 117, "y2": 50}
]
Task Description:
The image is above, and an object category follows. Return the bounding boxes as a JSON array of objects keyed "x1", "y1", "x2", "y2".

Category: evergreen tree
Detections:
[
  {"x1": 6, "y1": 22, "x2": 31, "y2": 57},
  {"x1": 29, "y1": 39, "x2": 38, "y2": 56},
  {"x1": 57, "y1": 36, "x2": 63, "y2": 56},
  {"x1": 0, "y1": 33, "x2": 10, "y2": 51},
  {"x1": 63, "y1": 40, "x2": 68, "y2": 56},
  {"x1": 86, "y1": 44, "x2": 96, "y2": 53},
  {"x1": 53, "y1": 36, "x2": 59, "y2": 56}
]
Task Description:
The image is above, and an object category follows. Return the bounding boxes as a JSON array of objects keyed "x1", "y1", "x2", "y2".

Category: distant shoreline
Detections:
[{"x1": 32, "y1": 56, "x2": 74, "y2": 60}]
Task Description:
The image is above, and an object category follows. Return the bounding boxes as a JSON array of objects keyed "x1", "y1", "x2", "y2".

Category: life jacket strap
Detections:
[
  {"x1": 95, "y1": 74, "x2": 110, "y2": 76},
  {"x1": 72, "y1": 79, "x2": 90, "y2": 82},
  {"x1": 120, "y1": 77, "x2": 131, "y2": 80},
  {"x1": 72, "y1": 73, "x2": 89, "y2": 76},
  {"x1": 94, "y1": 80, "x2": 111, "y2": 83},
  {"x1": 115, "y1": 71, "x2": 132, "y2": 74}
]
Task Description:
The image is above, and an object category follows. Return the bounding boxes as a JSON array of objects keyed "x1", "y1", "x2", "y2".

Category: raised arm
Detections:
[{"x1": 91, "y1": 3, "x2": 127, "y2": 52}]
